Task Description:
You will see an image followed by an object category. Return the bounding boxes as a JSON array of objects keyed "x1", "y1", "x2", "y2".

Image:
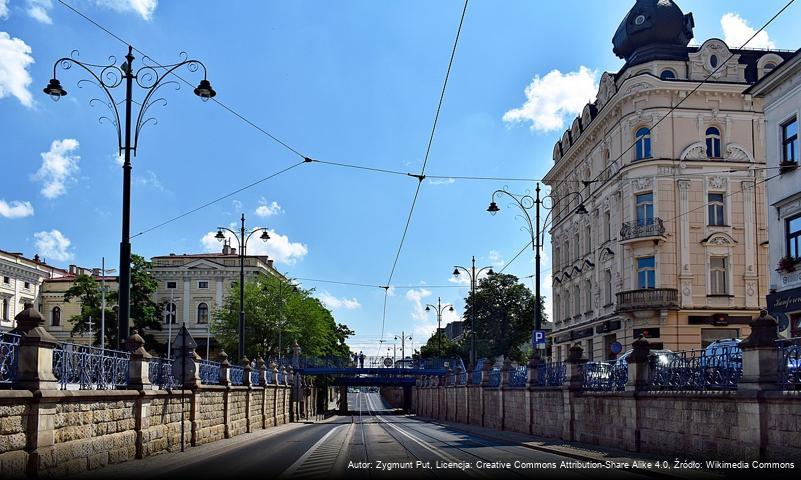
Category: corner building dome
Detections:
[{"x1": 612, "y1": 0, "x2": 694, "y2": 67}]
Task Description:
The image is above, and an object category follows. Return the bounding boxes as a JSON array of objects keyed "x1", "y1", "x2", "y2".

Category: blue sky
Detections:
[{"x1": 2, "y1": 0, "x2": 799, "y2": 355}]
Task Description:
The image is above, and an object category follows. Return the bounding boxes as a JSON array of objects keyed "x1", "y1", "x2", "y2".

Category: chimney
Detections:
[
  {"x1": 33, "y1": 254, "x2": 41, "y2": 263},
  {"x1": 268, "y1": 259, "x2": 274, "y2": 268},
  {"x1": 91, "y1": 268, "x2": 101, "y2": 276},
  {"x1": 222, "y1": 243, "x2": 230, "y2": 255},
  {"x1": 68, "y1": 264, "x2": 77, "y2": 274},
  {"x1": 231, "y1": 247, "x2": 237, "y2": 255}
]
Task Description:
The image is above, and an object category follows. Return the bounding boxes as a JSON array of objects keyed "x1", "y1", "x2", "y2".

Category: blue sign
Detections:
[
  {"x1": 610, "y1": 341, "x2": 623, "y2": 354},
  {"x1": 532, "y1": 330, "x2": 546, "y2": 346}
]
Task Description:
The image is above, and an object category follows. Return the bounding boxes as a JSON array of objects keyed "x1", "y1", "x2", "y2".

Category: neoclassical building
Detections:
[
  {"x1": 149, "y1": 242, "x2": 284, "y2": 354},
  {"x1": 543, "y1": 0, "x2": 793, "y2": 361},
  {"x1": 0, "y1": 249, "x2": 66, "y2": 332}
]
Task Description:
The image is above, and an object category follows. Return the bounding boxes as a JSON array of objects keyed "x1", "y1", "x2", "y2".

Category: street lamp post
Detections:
[
  {"x1": 425, "y1": 297, "x2": 454, "y2": 357},
  {"x1": 452, "y1": 257, "x2": 494, "y2": 368},
  {"x1": 487, "y1": 184, "x2": 587, "y2": 351},
  {"x1": 394, "y1": 332, "x2": 412, "y2": 360},
  {"x1": 44, "y1": 46, "x2": 216, "y2": 348},
  {"x1": 214, "y1": 214, "x2": 271, "y2": 361}
]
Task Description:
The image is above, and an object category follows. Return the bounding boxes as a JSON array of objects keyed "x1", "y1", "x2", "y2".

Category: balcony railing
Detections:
[
  {"x1": 616, "y1": 288, "x2": 678, "y2": 312},
  {"x1": 620, "y1": 218, "x2": 665, "y2": 241}
]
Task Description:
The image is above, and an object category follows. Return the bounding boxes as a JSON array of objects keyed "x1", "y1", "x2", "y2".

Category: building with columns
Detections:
[
  {"x1": 149, "y1": 243, "x2": 284, "y2": 354},
  {"x1": 543, "y1": 0, "x2": 793, "y2": 361},
  {"x1": 748, "y1": 48, "x2": 801, "y2": 339},
  {"x1": 0, "y1": 249, "x2": 66, "y2": 332}
]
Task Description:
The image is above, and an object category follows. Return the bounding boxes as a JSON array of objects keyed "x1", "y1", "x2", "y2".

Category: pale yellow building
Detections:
[
  {"x1": 0, "y1": 249, "x2": 66, "y2": 331},
  {"x1": 543, "y1": 0, "x2": 793, "y2": 361}
]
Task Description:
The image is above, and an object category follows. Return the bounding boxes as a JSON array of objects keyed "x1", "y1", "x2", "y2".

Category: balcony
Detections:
[
  {"x1": 620, "y1": 218, "x2": 666, "y2": 244},
  {"x1": 616, "y1": 288, "x2": 679, "y2": 313}
]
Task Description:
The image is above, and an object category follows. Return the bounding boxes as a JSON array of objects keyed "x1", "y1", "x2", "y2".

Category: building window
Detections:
[
  {"x1": 564, "y1": 291, "x2": 571, "y2": 319},
  {"x1": 165, "y1": 303, "x2": 177, "y2": 324},
  {"x1": 637, "y1": 257, "x2": 656, "y2": 289},
  {"x1": 554, "y1": 294, "x2": 561, "y2": 323},
  {"x1": 764, "y1": 62, "x2": 776, "y2": 72},
  {"x1": 585, "y1": 224, "x2": 592, "y2": 254},
  {"x1": 565, "y1": 240, "x2": 570, "y2": 263},
  {"x1": 705, "y1": 127, "x2": 721, "y2": 158},
  {"x1": 574, "y1": 233, "x2": 580, "y2": 259},
  {"x1": 586, "y1": 339, "x2": 595, "y2": 362},
  {"x1": 636, "y1": 192, "x2": 654, "y2": 226},
  {"x1": 585, "y1": 280, "x2": 592, "y2": 313},
  {"x1": 701, "y1": 328, "x2": 739, "y2": 348},
  {"x1": 166, "y1": 281, "x2": 177, "y2": 289},
  {"x1": 1, "y1": 299, "x2": 8, "y2": 320},
  {"x1": 659, "y1": 69, "x2": 676, "y2": 80},
  {"x1": 197, "y1": 303, "x2": 209, "y2": 324},
  {"x1": 635, "y1": 127, "x2": 651, "y2": 160},
  {"x1": 52, "y1": 306, "x2": 61, "y2": 326},
  {"x1": 604, "y1": 334, "x2": 618, "y2": 361},
  {"x1": 710, "y1": 257, "x2": 728, "y2": 295},
  {"x1": 791, "y1": 312, "x2": 801, "y2": 338},
  {"x1": 2, "y1": 276, "x2": 8, "y2": 284},
  {"x1": 604, "y1": 211, "x2": 611, "y2": 241},
  {"x1": 23, "y1": 281, "x2": 30, "y2": 289},
  {"x1": 708, "y1": 193, "x2": 726, "y2": 226},
  {"x1": 787, "y1": 214, "x2": 801, "y2": 259},
  {"x1": 782, "y1": 117, "x2": 798, "y2": 164},
  {"x1": 555, "y1": 246, "x2": 561, "y2": 269},
  {"x1": 710, "y1": 55, "x2": 719, "y2": 68},
  {"x1": 198, "y1": 281, "x2": 209, "y2": 289},
  {"x1": 605, "y1": 270, "x2": 613, "y2": 305},
  {"x1": 574, "y1": 286, "x2": 581, "y2": 317}
]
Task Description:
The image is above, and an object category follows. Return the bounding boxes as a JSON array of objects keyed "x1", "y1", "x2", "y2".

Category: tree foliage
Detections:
[
  {"x1": 463, "y1": 273, "x2": 546, "y2": 362},
  {"x1": 211, "y1": 274, "x2": 353, "y2": 360},
  {"x1": 418, "y1": 330, "x2": 466, "y2": 359}
]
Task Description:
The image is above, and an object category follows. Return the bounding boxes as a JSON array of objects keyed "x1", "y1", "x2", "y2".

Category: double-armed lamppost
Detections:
[
  {"x1": 452, "y1": 257, "x2": 494, "y2": 368},
  {"x1": 44, "y1": 46, "x2": 216, "y2": 348},
  {"x1": 425, "y1": 297, "x2": 454, "y2": 357},
  {"x1": 214, "y1": 214, "x2": 271, "y2": 361},
  {"x1": 487, "y1": 183, "x2": 588, "y2": 344}
]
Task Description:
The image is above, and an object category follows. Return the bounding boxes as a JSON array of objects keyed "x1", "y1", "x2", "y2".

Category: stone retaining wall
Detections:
[
  {"x1": 413, "y1": 385, "x2": 801, "y2": 462},
  {"x1": 0, "y1": 383, "x2": 325, "y2": 478}
]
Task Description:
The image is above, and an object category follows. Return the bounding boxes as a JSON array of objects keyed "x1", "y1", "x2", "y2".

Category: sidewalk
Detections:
[{"x1": 421, "y1": 417, "x2": 723, "y2": 479}]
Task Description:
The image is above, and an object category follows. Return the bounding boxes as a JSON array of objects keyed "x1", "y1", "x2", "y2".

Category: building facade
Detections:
[
  {"x1": 0, "y1": 250, "x2": 65, "y2": 332},
  {"x1": 149, "y1": 243, "x2": 284, "y2": 354},
  {"x1": 543, "y1": 0, "x2": 792, "y2": 361},
  {"x1": 748, "y1": 49, "x2": 801, "y2": 338}
]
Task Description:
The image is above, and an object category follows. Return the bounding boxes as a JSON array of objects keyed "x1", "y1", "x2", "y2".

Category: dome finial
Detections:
[{"x1": 612, "y1": 0, "x2": 694, "y2": 66}]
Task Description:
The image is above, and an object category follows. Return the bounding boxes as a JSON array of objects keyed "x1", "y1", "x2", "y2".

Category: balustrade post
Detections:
[
  {"x1": 12, "y1": 303, "x2": 58, "y2": 391},
  {"x1": 626, "y1": 336, "x2": 651, "y2": 392},
  {"x1": 272, "y1": 361, "x2": 280, "y2": 386},
  {"x1": 480, "y1": 360, "x2": 494, "y2": 387},
  {"x1": 564, "y1": 344, "x2": 586, "y2": 391},
  {"x1": 739, "y1": 310, "x2": 780, "y2": 390},
  {"x1": 219, "y1": 350, "x2": 232, "y2": 387},
  {"x1": 171, "y1": 325, "x2": 200, "y2": 389},
  {"x1": 501, "y1": 358, "x2": 512, "y2": 387},
  {"x1": 456, "y1": 366, "x2": 465, "y2": 386},
  {"x1": 242, "y1": 356, "x2": 253, "y2": 387},
  {"x1": 281, "y1": 365, "x2": 288, "y2": 385},
  {"x1": 125, "y1": 330, "x2": 151, "y2": 390},
  {"x1": 528, "y1": 356, "x2": 544, "y2": 388},
  {"x1": 257, "y1": 356, "x2": 268, "y2": 387}
]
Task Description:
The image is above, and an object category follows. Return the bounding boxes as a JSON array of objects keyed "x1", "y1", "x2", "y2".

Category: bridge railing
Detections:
[
  {"x1": 148, "y1": 357, "x2": 175, "y2": 390},
  {"x1": 199, "y1": 359, "x2": 221, "y2": 385},
  {"x1": 0, "y1": 332, "x2": 21, "y2": 387},
  {"x1": 52, "y1": 342, "x2": 129, "y2": 390}
]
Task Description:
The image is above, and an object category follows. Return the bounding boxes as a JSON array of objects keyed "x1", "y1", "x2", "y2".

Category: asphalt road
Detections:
[{"x1": 74, "y1": 390, "x2": 678, "y2": 479}]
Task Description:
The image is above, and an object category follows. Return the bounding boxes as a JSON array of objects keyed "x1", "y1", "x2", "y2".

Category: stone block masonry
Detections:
[{"x1": 0, "y1": 383, "x2": 319, "y2": 478}]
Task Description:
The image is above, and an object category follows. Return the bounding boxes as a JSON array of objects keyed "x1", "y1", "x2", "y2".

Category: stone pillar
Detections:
[
  {"x1": 242, "y1": 356, "x2": 253, "y2": 387},
  {"x1": 292, "y1": 340, "x2": 301, "y2": 369},
  {"x1": 625, "y1": 336, "x2": 651, "y2": 392},
  {"x1": 527, "y1": 356, "x2": 544, "y2": 388},
  {"x1": 281, "y1": 366, "x2": 288, "y2": 386},
  {"x1": 739, "y1": 310, "x2": 780, "y2": 390},
  {"x1": 257, "y1": 356, "x2": 268, "y2": 387},
  {"x1": 271, "y1": 361, "x2": 279, "y2": 386},
  {"x1": 12, "y1": 303, "x2": 58, "y2": 391},
  {"x1": 501, "y1": 358, "x2": 512, "y2": 387},
  {"x1": 219, "y1": 350, "x2": 232, "y2": 387},
  {"x1": 125, "y1": 330, "x2": 152, "y2": 390},
  {"x1": 562, "y1": 343, "x2": 586, "y2": 443},
  {"x1": 480, "y1": 360, "x2": 494, "y2": 387},
  {"x1": 171, "y1": 325, "x2": 201, "y2": 388}
]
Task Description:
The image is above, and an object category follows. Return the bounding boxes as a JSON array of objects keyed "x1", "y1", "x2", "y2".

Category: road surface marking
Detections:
[{"x1": 279, "y1": 424, "x2": 346, "y2": 479}]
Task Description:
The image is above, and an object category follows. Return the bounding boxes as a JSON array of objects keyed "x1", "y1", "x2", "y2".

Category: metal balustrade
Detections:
[
  {"x1": 535, "y1": 362, "x2": 566, "y2": 387},
  {"x1": 620, "y1": 217, "x2": 665, "y2": 241},
  {"x1": 457, "y1": 370, "x2": 468, "y2": 385},
  {"x1": 52, "y1": 342, "x2": 129, "y2": 390},
  {"x1": 199, "y1": 359, "x2": 221, "y2": 385},
  {"x1": 777, "y1": 337, "x2": 801, "y2": 390},
  {"x1": 471, "y1": 359, "x2": 485, "y2": 385},
  {"x1": 488, "y1": 367, "x2": 501, "y2": 388},
  {"x1": 649, "y1": 347, "x2": 740, "y2": 391},
  {"x1": 0, "y1": 333, "x2": 21, "y2": 386},
  {"x1": 582, "y1": 362, "x2": 627, "y2": 391},
  {"x1": 230, "y1": 365, "x2": 245, "y2": 385},
  {"x1": 509, "y1": 365, "x2": 528, "y2": 387},
  {"x1": 251, "y1": 369, "x2": 262, "y2": 385},
  {"x1": 148, "y1": 357, "x2": 175, "y2": 390}
]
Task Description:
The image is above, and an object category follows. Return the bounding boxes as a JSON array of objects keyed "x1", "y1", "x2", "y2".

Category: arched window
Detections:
[
  {"x1": 660, "y1": 69, "x2": 676, "y2": 80},
  {"x1": 197, "y1": 303, "x2": 208, "y2": 324},
  {"x1": 1, "y1": 299, "x2": 8, "y2": 320},
  {"x1": 554, "y1": 294, "x2": 561, "y2": 322},
  {"x1": 764, "y1": 62, "x2": 776, "y2": 72},
  {"x1": 706, "y1": 127, "x2": 721, "y2": 158},
  {"x1": 710, "y1": 55, "x2": 719, "y2": 68},
  {"x1": 635, "y1": 127, "x2": 651, "y2": 160},
  {"x1": 165, "y1": 303, "x2": 177, "y2": 324},
  {"x1": 52, "y1": 306, "x2": 61, "y2": 326}
]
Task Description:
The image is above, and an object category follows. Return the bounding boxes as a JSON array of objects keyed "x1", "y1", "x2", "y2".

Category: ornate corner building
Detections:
[{"x1": 543, "y1": 0, "x2": 795, "y2": 361}]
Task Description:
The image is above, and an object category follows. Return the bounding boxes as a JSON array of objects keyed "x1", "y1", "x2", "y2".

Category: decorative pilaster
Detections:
[
  {"x1": 125, "y1": 330, "x2": 152, "y2": 390},
  {"x1": 219, "y1": 350, "x2": 232, "y2": 386},
  {"x1": 677, "y1": 179, "x2": 693, "y2": 307},
  {"x1": 242, "y1": 356, "x2": 252, "y2": 387},
  {"x1": 742, "y1": 180, "x2": 758, "y2": 308},
  {"x1": 12, "y1": 303, "x2": 58, "y2": 391}
]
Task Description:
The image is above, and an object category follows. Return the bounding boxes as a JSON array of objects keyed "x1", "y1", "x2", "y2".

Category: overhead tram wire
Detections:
[
  {"x1": 378, "y1": 0, "x2": 470, "y2": 352},
  {"x1": 547, "y1": 0, "x2": 797, "y2": 197}
]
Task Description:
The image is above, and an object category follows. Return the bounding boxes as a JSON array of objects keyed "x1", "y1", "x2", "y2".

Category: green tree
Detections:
[
  {"x1": 63, "y1": 274, "x2": 117, "y2": 346},
  {"x1": 418, "y1": 330, "x2": 466, "y2": 359},
  {"x1": 463, "y1": 273, "x2": 546, "y2": 362},
  {"x1": 128, "y1": 254, "x2": 163, "y2": 348}
]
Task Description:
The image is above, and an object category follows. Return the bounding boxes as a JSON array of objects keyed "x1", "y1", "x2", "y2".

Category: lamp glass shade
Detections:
[
  {"x1": 452, "y1": 268, "x2": 460, "y2": 276},
  {"x1": 260, "y1": 231, "x2": 271, "y2": 241},
  {"x1": 214, "y1": 230, "x2": 225, "y2": 241}
]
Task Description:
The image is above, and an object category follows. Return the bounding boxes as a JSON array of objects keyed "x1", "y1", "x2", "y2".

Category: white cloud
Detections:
[
  {"x1": 488, "y1": 250, "x2": 505, "y2": 268},
  {"x1": 95, "y1": 0, "x2": 157, "y2": 21},
  {"x1": 386, "y1": 286, "x2": 396, "y2": 297},
  {"x1": 114, "y1": 153, "x2": 124, "y2": 166},
  {"x1": 201, "y1": 228, "x2": 308, "y2": 266},
  {"x1": 255, "y1": 198, "x2": 283, "y2": 217},
  {"x1": 448, "y1": 273, "x2": 470, "y2": 286},
  {"x1": 0, "y1": 1, "x2": 9, "y2": 19},
  {"x1": 0, "y1": 32, "x2": 35, "y2": 107},
  {"x1": 0, "y1": 199, "x2": 34, "y2": 218},
  {"x1": 503, "y1": 66, "x2": 598, "y2": 132},
  {"x1": 33, "y1": 139, "x2": 80, "y2": 199},
  {"x1": 318, "y1": 291, "x2": 361, "y2": 310},
  {"x1": 427, "y1": 178, "x2": 455, "y2": 185},
  {"x1": 136, "y1": 170, "x2": 164, "y2": 191},
  {"x1": 405, "y1": 288, "x2": 432, "y2": 321},
  {"x1": 231, "y1": 199, "x2": 243, "y2": 213},
  {"x1": 26, "y1": 0, "x2": 52, "y2": 24},
  {"x1": 721, "y1": 13, "x2": 775, "y2": 50},
  {"x1": 34, "y1": 229, "x2": 73, "y2": 262}
]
